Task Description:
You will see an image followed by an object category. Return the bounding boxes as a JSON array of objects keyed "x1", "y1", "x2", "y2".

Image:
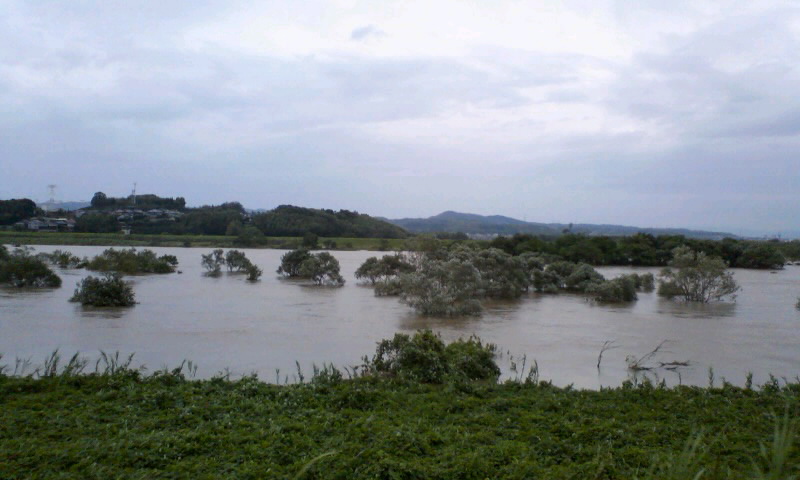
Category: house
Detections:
[{"x1": 14, "y1": 217, "x2": 75, "y2": 232}]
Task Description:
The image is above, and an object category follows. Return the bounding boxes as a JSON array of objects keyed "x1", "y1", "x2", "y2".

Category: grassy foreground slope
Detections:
[{"x1": 1, "y1": 371, "x2": 798, "y2": 479}]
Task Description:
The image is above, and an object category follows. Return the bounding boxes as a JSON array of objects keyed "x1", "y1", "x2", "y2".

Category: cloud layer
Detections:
[{"x1": 1, "y1": 0, "x2": 798, "y2": 234}]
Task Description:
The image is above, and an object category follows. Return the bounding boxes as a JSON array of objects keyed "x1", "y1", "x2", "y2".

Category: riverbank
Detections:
[
  {"x1": 1, "y1": 369, "x2": 797, "y2": 479},
  {"x1": 0, "y1": 231, "x2": 407, "y2": 251}
]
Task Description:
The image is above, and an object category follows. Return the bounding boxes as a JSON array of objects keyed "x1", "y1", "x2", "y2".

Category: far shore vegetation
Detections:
[
  {"x1": 1, "y1": 194, "x2": 798, "y2": 268},
  {"x1": 1, "y1": 330, "x2": 798, "y2": 479},
  {"x1": 0, "y1": 230, "x2": 408, "y2": 251},
  {"x1": 2, "y1": 229, "x2": 797, "y2": 269}
]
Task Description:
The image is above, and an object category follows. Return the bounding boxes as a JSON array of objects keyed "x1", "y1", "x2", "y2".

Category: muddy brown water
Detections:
[{"x1": 2, "y1": 245, "x2": 799, "y2": 388}]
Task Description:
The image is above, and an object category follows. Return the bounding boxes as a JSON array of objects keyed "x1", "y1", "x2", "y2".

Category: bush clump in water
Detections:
[
  {"x1": 658, "y1": 247, "x2": 740, "y2": 302},
  {"x1": 588, "y1": 276, "x2": 638, "y2": 302},
  {"x1": 38, "y1": 249, "x2": 87, "y2": 269},
  {"x1": 398, "y1": 258, "x2": 483, "y2": 316},
  {"x1": 201, "y1": 249, "x2": 263, "y2": 281},
  {"x1": 278, "y1": 249, "x2": 344, "y2": 286},
  {"x1": 201, "y1": 249, "x2": 225, "y2": 276},
  {"x1": 70, "y1": 273, "x2": 135, "y2": 307},
  {"x1": 245, "y1": 263, "x2": 262, "y2": 282},
  {"x1": 277, "y1": 248, "x2": 312, "y2": 277},
  {"x1": 371, "y1": 330, "x2": 500, "y2": 383},
  {"x1": 224, "y1": 250, "x2": 250, "y2": 272},
  {"x1": 0, "y1": 246, "x2": 62, "y2": 288},
  {"x1": 86, "y1": 248, "x2": 177, "y2": 274}
]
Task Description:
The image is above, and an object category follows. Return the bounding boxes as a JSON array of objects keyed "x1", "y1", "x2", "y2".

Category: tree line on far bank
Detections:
[
  {"x1": 78, "y1": 194, "x2": 408, "y2": 239},
  {"x1": 488, "y1": 232, "x2": 791, "y2": 270},
  {"x1": 4, "y1": 195, "x2": 797, "y2": 270}
]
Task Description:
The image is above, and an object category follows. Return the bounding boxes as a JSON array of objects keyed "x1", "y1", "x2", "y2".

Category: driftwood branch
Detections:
[{"x1": 597, "y1": 340, "x2": 620, "y2": 369}]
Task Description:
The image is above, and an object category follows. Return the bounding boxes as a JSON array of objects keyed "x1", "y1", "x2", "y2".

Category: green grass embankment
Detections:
[
  {"x1": 0, "y1": 231, "x2": 407, "y2": 251},
  {"x1": 1, "y1": 370, "x2": 798, "y2": 479}
]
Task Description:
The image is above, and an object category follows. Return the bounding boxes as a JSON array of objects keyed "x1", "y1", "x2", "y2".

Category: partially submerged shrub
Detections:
[
  {"x1": 201, "y1": 249, "x2": 225, "y2": 276},
  {"x1": 359, "y1": 245, "x2": 656, "y2": 314},
  {"x1": 202, "y1": 249, "x2": 263, "y2": 281},
  {"x1": 371, "y1": 330, "x2": 499, "y2": 383},
  {"x1": 399, "y1": 258, "x2": 483, "y2": 316},
  {"x1": 298, "y1": 252, "x2": 345, "y2": 286},
  {"x1": 355, "y1": 253, "x2": 415, "y2": 285},
  {"x1": 588, "y1": 276, "x2": 638, "y2": 303},
  {"x1": 279, "y1": 249, "x2": 344, "y2": 286},
  {"x1": 0, "y1": 248, "x2": 62, "y2": 288},
  {"x1": 658, "y1": 247, "x2": 740, "y2": 302},
  {"x1": 70, "y1": 273, "x2": 135, "y2": 307},
  {"x1": 86, "y1": 248, "x2": 177, "y2": 274},
  {"x1": 224, "y1": 250, "x2": 250, "y2": 272},
  {"x1": 630, "y1": 272, "x2": 655, "y2": 291},
  {"x1": 471, "y1": 248, "x2": 529, "y2": 299},
  {"x1": 532, "y1": 269, "x2": 562, "y2": 293},
  {"x1": 277, "y1": 248, "x2": 312, "y2": 277},
  {"x1": 374, "y1": 278, "x2": 403, "y2": 296},
  {"x1": 564, "y1": 263, "x2": 605, "y2": 292},
  {"x1": 38, "y1": 249, "x2": 86, "y2": 269},
  {"x1": 245, "y1": 263, "x2": 262, "y2": 282}
]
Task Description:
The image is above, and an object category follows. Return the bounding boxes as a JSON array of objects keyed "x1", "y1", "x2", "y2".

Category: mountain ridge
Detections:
[{"x1": 386, "y1": 211, "x2": 736, "y2": 239}]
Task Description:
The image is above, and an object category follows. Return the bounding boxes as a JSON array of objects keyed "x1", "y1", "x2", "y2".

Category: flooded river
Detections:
[{"x1": 2, "y1": 245, "x2": 799, "y2": 388}]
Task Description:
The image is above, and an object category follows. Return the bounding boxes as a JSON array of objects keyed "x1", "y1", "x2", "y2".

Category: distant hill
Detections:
[
  {"x1": 388, "y1": 211, "x2": 559, "y2": 236},
  {"x1": 387, "y1": 211, "x2": 735, "y2": 239},
  {"x1": 253, "y1": 205, "x2": 409, "y2": 238}
]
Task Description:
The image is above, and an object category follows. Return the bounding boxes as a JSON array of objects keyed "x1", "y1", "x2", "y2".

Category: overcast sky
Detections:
[{"x1": 1, "y1": 1, "x2": 799, "y2": 235}]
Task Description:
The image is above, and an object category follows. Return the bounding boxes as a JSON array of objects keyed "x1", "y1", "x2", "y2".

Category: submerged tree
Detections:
[
  {"x1": 38, "y1": 250, "x2": 86, "y2": 269},
  {"x1": 399, "y1": 258, "x2": 483, "y2": 316},
  {"x1": 0, "y1": 247, "x2": 62, "y2": 288},
  {"x1": 299, "y1": 252, "x2": 345, "y2": 286},
  {"x1": 588, "y1": 276, "x2": 638, "y2": 303},
  {"x1": 86, "y1": 248, "x2": 177, "y2": 274},
  {"x1": 277, "y1": 249, "x2": 312, "y2": 277},
  {"x1": 201, "y1": 249, "x2": 225, "y2": 277},
  {"x1": 245, "y1": 263, "x2": 263, "y2": 282},
  {"x1": 278, "y1": 249, "x2": 344, "y2": 286},
  {"x1": 355, "y1": 253, "x2": 415, "y2": 285},
  {"x1": 658, "y1": 247, "x2": 740, "y2": 302},
  {"x1": 224, "y1": 250, "x2": 250, "y2": 272},
  {"x1": 564, "y1": 263, "x2": 605, "y2": 292},
  {"x1": 470, "y1": 248, "x2": 529, "y2": 299},
  {"x1": 70, "y1": 273, "x2": 135, "y2": 307}
]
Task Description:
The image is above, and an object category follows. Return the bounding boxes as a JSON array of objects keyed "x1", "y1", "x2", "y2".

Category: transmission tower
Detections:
[
  {"x1": 131, "y1": 182, "x2": 137, "y2": 206},
  {"x1": 47, "y1": 184, "x2": 57, "y2": 203}
]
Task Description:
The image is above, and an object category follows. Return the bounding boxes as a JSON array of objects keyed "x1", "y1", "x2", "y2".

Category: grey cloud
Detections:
[
  {"x1": 350, "y1": 25, "x2": 385, "y2": 41},
  {"x1": 604, "y1": 6, "x2": 800, "y2": 140},
  {"x1": 720, "y1": 109, "x2": 800, "y2": 137},
  {"x1": 1, "y1": 0, "x2": 799, "y2": 234}
]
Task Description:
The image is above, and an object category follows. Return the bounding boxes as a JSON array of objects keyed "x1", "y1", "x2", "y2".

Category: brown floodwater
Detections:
[{"x1": 1, "y1": 245, "x2": 799, "y2": 388}]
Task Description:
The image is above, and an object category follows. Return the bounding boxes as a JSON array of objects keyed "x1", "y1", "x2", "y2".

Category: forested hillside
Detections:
[{"x1": 252, "y1": 205, "x2": 407, "y2": 238}]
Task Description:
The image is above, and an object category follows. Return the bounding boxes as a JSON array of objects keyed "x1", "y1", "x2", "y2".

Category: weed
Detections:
[{"x1": 752, "y1": 410, "x2": 798, "y2": 480}]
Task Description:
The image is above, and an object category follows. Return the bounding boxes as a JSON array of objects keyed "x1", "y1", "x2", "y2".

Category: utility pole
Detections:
[{"x1": 45, "y1": 184, "x2": 57, "y2": 212}]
